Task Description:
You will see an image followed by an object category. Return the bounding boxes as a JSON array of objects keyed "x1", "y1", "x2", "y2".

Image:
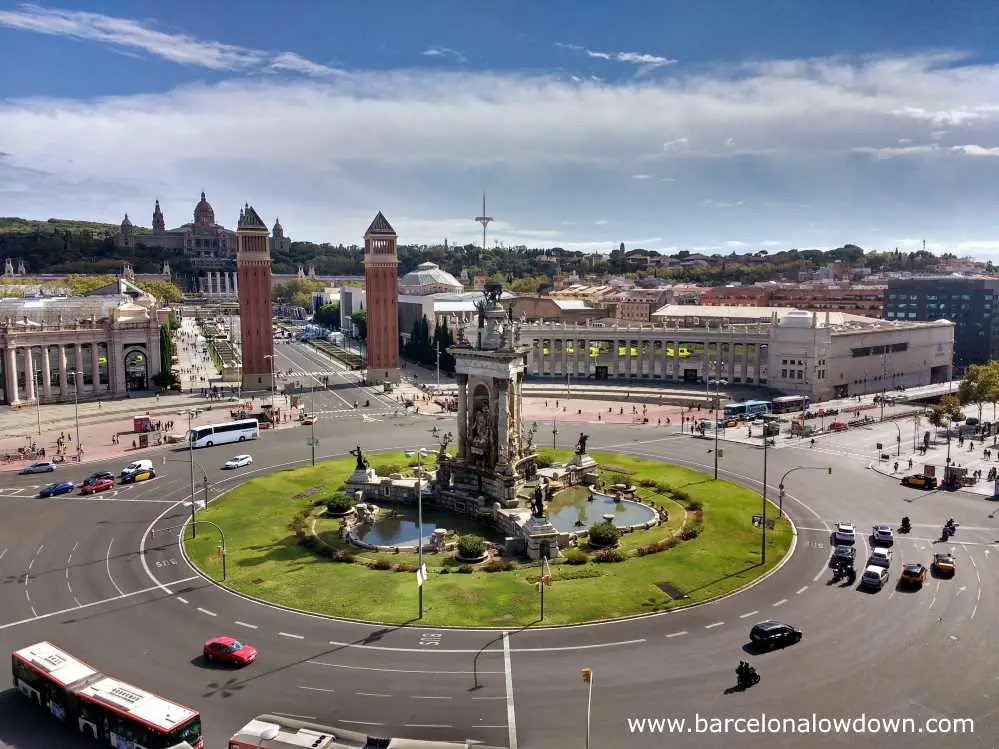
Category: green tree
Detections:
[
  {"x1": 152, "y1": 324, "x2": 179, "y2": 389},
  {"x1": 958, "y1": 363, "x2": 999, "y2": 422},
  {"x1": 314, "y1": 303, "x2": 340, "y2": 329},
  {"x1": 350, "y1": 309, "x2": 367, "y2": 340},
  {"x1": 929, "y1": 393, "x2": 964, "y2": 429},
  {"x1": 136, "y1": 279, "x2": 183, "y2": 304}
]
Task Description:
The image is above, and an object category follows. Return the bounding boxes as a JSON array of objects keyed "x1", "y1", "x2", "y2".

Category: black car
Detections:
[
  {"x1": 829, "y1": 545, "x2": 856, "y2": 568},
  {"x1": 749, "y1": 621, "x2": 802, "y2": 650},
  {"x1": 81, "y1": 471, "x2": 115, "y2": 487}
]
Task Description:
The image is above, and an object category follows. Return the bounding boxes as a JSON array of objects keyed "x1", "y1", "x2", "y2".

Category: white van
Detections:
[{"x1": 121, "y1": 459, "x2": 154, "y2": 482}]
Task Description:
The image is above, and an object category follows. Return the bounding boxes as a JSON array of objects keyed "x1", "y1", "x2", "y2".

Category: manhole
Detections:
[{"x1": 656, "y1": 582, "x2": 688, "y2": 600}]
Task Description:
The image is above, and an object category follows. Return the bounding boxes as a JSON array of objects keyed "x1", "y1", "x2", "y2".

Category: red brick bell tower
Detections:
[
  {"x1": 236, "y1": 203, "x2": 274, "y2": 393},
  {"x1": 363, "y1": 212, "x2": 400, "y2": 385}
]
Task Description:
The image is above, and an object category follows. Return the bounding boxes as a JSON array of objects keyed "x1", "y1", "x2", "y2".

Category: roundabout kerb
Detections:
[{"x1": 178, "y1": 448, "x2": 795, "y2": 628}]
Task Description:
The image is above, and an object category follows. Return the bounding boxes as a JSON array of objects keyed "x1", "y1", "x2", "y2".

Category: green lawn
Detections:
[{"x1": 184, "y1": 450, "x2": 793, "y2": 626}]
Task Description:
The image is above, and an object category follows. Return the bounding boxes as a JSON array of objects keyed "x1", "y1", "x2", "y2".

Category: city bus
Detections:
[
  {"x1": 770, "y1": 394, "x2": 810, "y2": 414},
  {"x1": 229, "y1": 714, "x2": 503, "y2": 749},
  {"x1": 189, "y1": 418, "x2": 259, "y2": 448},
  {"x1": 723, "y1": 400, "x2": 772, "y2": 419},
  {"x1": 12, "y1": 641, "x2": 203, "y2": 748}
]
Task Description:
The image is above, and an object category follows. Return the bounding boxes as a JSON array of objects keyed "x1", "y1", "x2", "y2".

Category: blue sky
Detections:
[{"x1": 3, "y1": 1, "x2": 999, "y2": 255}]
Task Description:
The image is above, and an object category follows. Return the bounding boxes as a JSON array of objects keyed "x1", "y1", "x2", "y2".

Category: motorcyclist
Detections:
[
  {"x1": 901, "y1": 516, "x2": 911, "y2": 531},
  {"x1": 810, "y1": 438, "x2": 815, "y2": 448}
]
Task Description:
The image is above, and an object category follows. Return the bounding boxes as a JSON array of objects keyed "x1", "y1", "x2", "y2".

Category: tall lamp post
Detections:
[
  {"x1": 760, "y1": 425, "x2": 769, "y2": 565},
  {"x1": 777, "y1": 465, "x2": 832, "y2": 518},
  {"x1": 415, "y1": 447, "x2": 429, "y2": 618},
  {"x1": 552, "y1": 414, "x2": 558, "y2": 450},
  {"x1": 187, "y1": 409, "x2": 197, "y2": 539},
  {"x1": 434, "y1": 340, "x2": 441, "y2": 390},
  {"x1": 889, "y1": 420, "x2": 901, "y2": 457},
  {"x1": 32, "y1": 360, "x2": 41, "y2": 437},
  {"x1": 70, "y1": 370, "x2": 82, "y2": 460},
  {"x1": 581, "y1": 668, "x2": 593, "y2": 749}
]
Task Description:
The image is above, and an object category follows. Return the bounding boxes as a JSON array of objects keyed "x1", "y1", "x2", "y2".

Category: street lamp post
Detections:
[
  {"x1": 889, "y1": 420, "x2": 901, "y2": 456},
  {"x1": 263, "y1": 353, "x2": 276, "y2": 409},
  {"x1": 187, "y1": 410, "x2": 197, "y2": 539},
  {"x1": 581, "y1": 668, "x2": 593, "y2": 749},
  {"x1": 32, "y1": 361, "x2": 41, "y2": 438},
  {"x1": 416, "y1": 447, "x2": 429, "y2": 618},
  {"x1": 760, "y1": 426, "x2": 769, "y2": 565},
  {"x1": 777, "y1": 465, "x2": 832, "y2": 518},
  {"x1": 435, "y1": 340, "x2": 440, "y2": 390},
  {"x1": 70, "y1": 371, "x2": 82, "y2": 461},
  {"x1": 552, "y1": 414, "x2": 558, "y2": 450}
]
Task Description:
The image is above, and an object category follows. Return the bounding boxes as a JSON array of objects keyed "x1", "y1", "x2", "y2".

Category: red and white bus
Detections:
[
  {"x1": 12, "y1": 641, "x2": 203, "y2": 749},
  {"x1": 229, "y1": 713, "x2": 503, "y2": 749}
]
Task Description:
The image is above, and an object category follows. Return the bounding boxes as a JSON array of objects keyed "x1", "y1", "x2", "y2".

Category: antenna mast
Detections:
[{"x1": 475, "y1": 192, "x2": 493, "y2": 251}]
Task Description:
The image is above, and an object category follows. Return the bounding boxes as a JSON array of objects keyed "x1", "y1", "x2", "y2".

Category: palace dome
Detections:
[
  {"x1": 399, "y1": 262, "x2": 464, "y2": 295},
  {"x1": 194, "y1": 191, "x2": 215, "y2": 226}
]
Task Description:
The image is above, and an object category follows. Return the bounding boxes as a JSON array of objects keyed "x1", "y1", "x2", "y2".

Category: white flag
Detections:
[{"x1": 416, "y1": 563, "x2": 427, "y2": 587}]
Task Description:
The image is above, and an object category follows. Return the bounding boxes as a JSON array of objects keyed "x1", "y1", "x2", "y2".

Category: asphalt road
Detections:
[{"x1": 1, "y1": 393, "x2": 996, "y2": 748}]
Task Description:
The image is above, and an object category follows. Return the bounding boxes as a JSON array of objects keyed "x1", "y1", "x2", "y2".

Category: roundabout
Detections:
[
  {"x1": 181, "y1": 450, "x2": 793, "y2": 627},
  {"x1": 1, "y1": 407, "x2": 997, "y2": 748}
]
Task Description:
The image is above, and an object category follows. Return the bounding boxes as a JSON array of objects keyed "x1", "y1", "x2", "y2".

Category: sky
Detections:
[{"x1": 3, "y1": 1, "x2": 999, "y2": 256}]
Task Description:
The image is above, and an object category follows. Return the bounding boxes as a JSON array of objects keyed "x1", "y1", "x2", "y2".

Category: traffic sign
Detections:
[
  {"x1": 752, "y1": 513, "x2": 763, "y2": 527},
  {"x1": 416, "y1": 563, "x2": 427, "y2": 587}
]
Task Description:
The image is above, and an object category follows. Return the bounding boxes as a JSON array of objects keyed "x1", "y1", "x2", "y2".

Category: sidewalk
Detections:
[{"x1": 868, "y1": 438, "x2": 999, "y2": 498}]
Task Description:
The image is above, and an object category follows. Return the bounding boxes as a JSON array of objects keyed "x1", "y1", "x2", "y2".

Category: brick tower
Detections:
[
  {"x1": 236, "y1": 203, "x2": 274, "y2": 393},
  {"x1": 363, "y1": 212, "x2": 400, "y2": 385}
]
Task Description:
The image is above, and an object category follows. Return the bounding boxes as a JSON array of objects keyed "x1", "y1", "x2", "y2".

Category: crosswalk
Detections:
[{"x1": 279, "y1": 369, "x2": 361, "y2": 379}]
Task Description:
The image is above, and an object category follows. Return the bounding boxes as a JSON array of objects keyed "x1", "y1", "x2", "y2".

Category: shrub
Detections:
[
  {"x1": 393, "y1": 562, "x2": 419, "y2": 572},
  {"x1": 317, "y1": 544, "x2": 335, "y2": 558},
  {"x1": 671, "y1": 488, "x2": 691, "y2": 505},
  {"x1": 564, "y1": 548, "x2": 589, "y2": 565},
  {"x1": 685, "y1": 499, "x2": 703, "y2": 512},
  {"x1": 457, "y1": 535, "x2": 486, "y2": 559},
  {"x1": 371, "y1": 558, "x2": 392, "y2": 570},
  {"x1": 334, "y1": 549, "x2": 355, "y2": 563},
  {"x1": 439, "y1": 567, "x2": 450, "y2": 575},
  {"x1": 679, "y1": 527, "x2": 699, "y2": 541},
  {"x1": 483, "y1": 558, "x2": 513, "y2": 572},
  {"x1": 535, "y1": 454, "x2": 555, "y2": 468},
  {"x1": 607, "y1": 472, "x2": 629, "y2": 487},
  {"x1": 654, "y1": 481, "x2": 672, "y2": 494},
  {"x1": 638, "y1": 477, "x2": 658, "y2": 488},
  {"x1": 457, "y1": 565, "x2": 475, "y2": 574},
  {"x1": 376, "y1": 463, "x2": 403, "y2": 475},
  {"x1": 593, "y1": 548, "x2": 625, "y2": 563},
  {"x1": 325, "y1": 492, "x2": 356, "y2": 515},
  {"x1": 587, "y1": 521, "x2": 620, "y2": 548}
]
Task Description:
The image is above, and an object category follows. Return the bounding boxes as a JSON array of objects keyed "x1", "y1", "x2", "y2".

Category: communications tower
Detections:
[{"x1": 475, "y1": 193, "x2": 493, "y2": 250}]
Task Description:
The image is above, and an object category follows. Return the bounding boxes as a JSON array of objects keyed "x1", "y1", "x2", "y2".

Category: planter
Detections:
[{"x1": 453, "y1": 552, "x2": 489, "y2": 564}]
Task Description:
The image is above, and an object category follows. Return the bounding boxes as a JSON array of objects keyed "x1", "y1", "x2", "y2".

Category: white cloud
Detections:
[
  {"x1": 7, "y1": 38, "x2": 999, "y2": 249},
  {"x1": 632, "y1": 174, "x2": 653, "y2": 179},
  {"x1": 270, "y1": 52, "x2": 341, "y2": 77},
  {"x1": 423, "y1": 46, "x2": 466, "y2": 62},
  {"x1": 557, "y1": 42, "x2": 676, "y2": 73},
  {"x1": 726, "y1": 240, "x2": 748, "y2": 247},
  {"x1": 0, "y1": 3, "x2": 333, "y2": 76}
]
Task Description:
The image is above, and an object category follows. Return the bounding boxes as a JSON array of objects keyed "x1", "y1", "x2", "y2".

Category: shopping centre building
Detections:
[{"x1": 518, "y1": 305, "x2": 954, "y2": 401}]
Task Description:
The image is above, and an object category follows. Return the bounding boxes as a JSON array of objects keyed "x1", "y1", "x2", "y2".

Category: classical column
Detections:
[
  {"x1": 660, "y1": 341, "x2": 667, "y2": 380},
  {"x1": 648, "y1": 340, "x2": 656, "y2": 378},
  {"x1": 232, "y1": 272, "x2": 238, "y2": 295},
  {"x1": 225, "y1": 273, "x2": 232, "y2": 295},
  {"x1": 702, "y1": 340, "x2": 710, "y2": 381},
  {"x1": 754, "y1": 343, "x2": 762, "y2": 383},
  {"x1": 582, "y1": 337, "x2": 590, "y2": 378},
  {"x1": 548, "y1": 339, "x2": 556, "y2": 376},
  {"x1": 4, "y1": 346, "x2": 19, "y2": 405},
  {"x1": 58, "y1": 345, "x2": 68, "y2": 397},
  {"x1": 91, "y1": 343, "x2": 101, "y2": 394},
  {"x1": 24, "y1": 348, "x2": 35, "y2": 402},
  {"x1": 728, "y1": 341, "x2": 736, "y2": 382},
  {"x1": 497, "y1": 382, "x2": 509, "y2": 465},
  {"x1": 612, "y1": 339, "x2": 620, "y2": 377},
  {"x1": 560, "y1": 339, "x2": 568, "y2": 377},
  {"x1": 456, "y1": 374, "x2": 468, "y2": 460},
  {"x1": 673, "y1": 339, "x2": 681, "y2": 380},
  {"x1": 113, "y1": 342, "x2": 127, "y2": 394},
  {"x1": 625, "y1": 339, "x2": 633, "y2": 378},
  {"x1": 74, "y1": 344, "x2": 84, "y2": 390},
  {"x1": 41, "y1": 346, "x2": 51, "y2": 400}
]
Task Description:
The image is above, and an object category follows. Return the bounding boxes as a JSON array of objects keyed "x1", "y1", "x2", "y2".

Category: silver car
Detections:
[{"x1": 871, "y1": 524, "x2": 894, "y2": 546}]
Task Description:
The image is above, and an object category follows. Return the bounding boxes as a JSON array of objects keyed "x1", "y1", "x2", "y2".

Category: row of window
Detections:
[
  {"x1": 887, "y1": 293, "x2": 974, "y2": 300},
  {"x1": 851, "y1": 343, "x2": 908, "y2": 357}
]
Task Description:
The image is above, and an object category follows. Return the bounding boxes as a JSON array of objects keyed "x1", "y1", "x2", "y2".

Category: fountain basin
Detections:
[{"x1": 546, "y1": 486, "x2": 658, "y2": 533}]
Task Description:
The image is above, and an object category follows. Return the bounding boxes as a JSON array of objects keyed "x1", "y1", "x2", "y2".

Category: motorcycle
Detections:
[
  {"x1": 899, "y1": 519, "x2": 911, "y2": 534},
  {"x1": 941, "y1": 526, "x2": 953, "y2": 541},
  {"x1": 736, "y1": 665, "x2": 760, "y2": 689}
]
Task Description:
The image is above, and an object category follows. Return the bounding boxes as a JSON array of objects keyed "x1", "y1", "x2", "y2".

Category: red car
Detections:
[
  {"x1": 80, "y1": 477, "x2": 114, "y2": 495},
  {"x1": 301, "y1": 416, "x2": 315, "y2": 425},
  {"x1": 203, "y1": 636, "x2": 257, "y2": 666}
]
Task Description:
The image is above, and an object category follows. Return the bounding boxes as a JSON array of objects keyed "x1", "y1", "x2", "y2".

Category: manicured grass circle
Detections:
[{"x1": 184, "y1": 450, "x2": 793, "y2": 626}]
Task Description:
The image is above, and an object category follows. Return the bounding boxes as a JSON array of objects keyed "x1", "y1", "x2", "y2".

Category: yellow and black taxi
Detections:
[
  {"x1": 899, "y1": 562, "x2": 927, "y2": 587},
  {"x1": 901, "y1": 473, "x2": 938, "y2": 489},
  {"x1": 932, "y1": 552, "x2": 956, "y2": 576}
]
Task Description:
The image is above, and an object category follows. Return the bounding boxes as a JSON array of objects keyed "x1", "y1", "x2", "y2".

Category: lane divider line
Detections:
[
  {"x1": 503, "y1": 631, "x2": 518, "y2": 749},
  {"x1": 406, "y1": 724, "x2": 453, "y2": 729},
  {"x1": 298, "y1": 686, "x2": 335, "y2": 693},
  {"x1": 338, "y1": 720, "x2": 384, "y2": 727},
  {"x1": 356, "y1": 692, "x2": 391, "y2": 698},
  {"x1": 308, "y1": 660, "x2": 504, "y2": 676},
  {"x1": 739, "y1": 611, "x2": 758, "y2": 619},
  {"x1": 278, "y1": 631, "x2": 305, "y2": 640},
  {"x1": 197, "y1": 607, "x2": 217, "y2": 617},
  {"x1": 235, "y1": 620, "x2": 258, "y2": 629},
  {"x1": 176, "y1": 597, "x2": 189, "y2": 604},
  {"x1": 665, "y1": 631, "x2": 688, "y2": 638},
  {"x1": 796, "y1": 586, "x2": 808, "y2": 595},
  {"x1": 705, "y1": 621, "x2": 724, "y2": 629},
  {"x1": 773, "y1": 599, "x2": 788, "y2": 607},
  {"x1": 106, "y1": 538, "x2": 124, "y2": 597},
  {"x1": 411, "y1": 695, "x2": 452, "y2": 700}
]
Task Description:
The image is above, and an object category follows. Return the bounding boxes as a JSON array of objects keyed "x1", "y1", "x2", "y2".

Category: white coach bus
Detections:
[{"x1": 189, "y1": 418, "x2": 260, "y2": 448}]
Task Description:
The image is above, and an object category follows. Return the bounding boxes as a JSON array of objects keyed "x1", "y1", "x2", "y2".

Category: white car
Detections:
[
  {"x1": 834, "y1": 522, "x2": 856, "y2": 545},
  {"x1": 872, "y1": 524, "x2": 894, "y2": 546},
  {"x1": 868, "y1": 548, "x2": 893, "y2": 568},
  {"x1": 223, "y1": 454, "x2": 253, "y2": 469},
  {"x1": 861, "y1": 565, "x2": 890, "y2": 590}
]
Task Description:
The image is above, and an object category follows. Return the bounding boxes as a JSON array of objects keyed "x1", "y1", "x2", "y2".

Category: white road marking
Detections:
[
  {"x1": 0, "y1": 548, "x2": 6, "y2": 562},
  {"x1": 812, "y1": 567, "x2": 826, "y2": 583},
  {"x1": 105, "y1": 538, "x2": 124, "y2": 596},
  {"x1": 406, "y1": 724, "x2": 453, "y2": 729},
  {"x1": 356, "y1": 692, "x2": 391, "y2": 698},
  {"x1": 279, "y1": 631, "x2": 305, "y2": 640},
  {"x1": 27, "y1": 559, "x2": 34, "y2": 570},
  {"x1": 739, "y1": 611, "x2": 759, "y2": 619},
  {"x1": 705, "y1": 621, "x2": 724, "y2": 629},
  {"x1": 971, "y1": 604, "x2": 978, "y2": 620},
  {"x1": 298, "y1": 686, "x2": 335, "y2": 693},
  {"x1": 796, "y1": 586, "x2": 808, "y2": 595},
  {"x1": 197, "y1": 607, "x2": 217, "y2": 617},
  {"x1": 338, "y1": 720, "x2": 384, "y2": 727},
  {"x1": 478, "y1": 725, "x2": 508, "y2": 729},
  {"x1": 411, "y1": 695, "x2": 452, "y2": 700},
  {"x1": 503, "y1": 631, "x2": 518, "y2": 749},
  {"x1": 176, "y1": 597, "x2": 189, "y2": 604},
  {"x1": 270, "y1": 712, "x2": 317, "y2": 720},
  {"x1": 36, "y1": 544, "x2": 44, "y2": 555},
  {"x1": 324, "y1": 638, "x2": 641, "y2": 654},
  {"x1": 665, "y1": 631, "x2": 688, "y2": 638},
  {"x1": 773, "y1": 598, "x2": 788, "y2": 607},
  {"x1": 73, "y1": 597, "x2": 81, "y2": 607},
  {"x1": 472, "y1": 696, "x2": 506, "y2": 700},
  {"x1": 64, "y1": 569, "x2": 69, "y2": 579},
  {"x1": 929, "y1": 581, "x2": 939, "y2": 609},
  {"x1": 308, "y1": 660, "x2": 504, "y2": 676},
  {"x1": 235, "y1": 620, "x2": 258, "y2": 629},
  {"x1": 66, "y1": 582, "x2": 72, "y2": 593},
  {"x1": 957, "y1": 586, "x2": 967, "y2": 595},
  {"x1": 969, "y1": 555, "x2": 978, "y2": 569}
]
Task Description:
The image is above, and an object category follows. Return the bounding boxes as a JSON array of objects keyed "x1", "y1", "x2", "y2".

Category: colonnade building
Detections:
[
  {"x1": 518, "y1": 305, "x2": 954, "y2": 401},
  {"x1": 0, "y1": 284, "x2": 167, "y2": 406}
]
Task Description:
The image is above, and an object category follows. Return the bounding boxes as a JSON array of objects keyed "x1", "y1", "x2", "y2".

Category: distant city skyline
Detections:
[{"x1": 4, "y1": 2, "x2": 999, "y2": 256}]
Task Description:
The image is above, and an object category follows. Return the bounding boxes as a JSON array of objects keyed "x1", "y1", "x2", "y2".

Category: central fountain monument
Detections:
[{"x1": 434, "y1": 283, "x2": 536, "y2": 511}]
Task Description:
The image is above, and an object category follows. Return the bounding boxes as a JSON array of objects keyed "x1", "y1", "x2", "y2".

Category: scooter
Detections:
[
  {"x1": 736, "y1": 666, "x2": 760, "y2": 690},
  {"x1": 899, "y1": 517, "x2": 911, "y2": 534}
]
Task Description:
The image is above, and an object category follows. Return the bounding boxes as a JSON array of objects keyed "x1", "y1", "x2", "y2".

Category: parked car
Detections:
[
  {"x1": 223, "y1": 454, "x2": 253, "y2": 469},
  {"x1": 20, "y1": 461, "x2": 56, "y2": 474},
  {"x1": 833, "y1": 522, "x2": 856, "y2": 545},
  {"x1": 871, "y1": 524, "x2": 895, "y2": 546},
  {"x1": 828, "y1": 422, "x2": 848, "y2": 432},
  {"x1": 80, "y1": 477, "x2": 114, "y2": 495},
  {"x1": 749, "y1": 620, "x2": 802, "y2": 650},
  {"x1": 868, "y1": 548, "x2": 893, "y2": 568},
  {"x1": 38, "y1": 481, "x2": 75, "y2": 498},
  {"x1": 81, "y1": 471, "x2": 114, "y2": 487},
  {"x1": 203, "y1": 636, "x2": 258, "y2": 666},
  {"x1": 901, "y1": 474, "x2": 938, "y2": 489},
  {"x1": 900, "y1": 563, "x2": 927, "y2": 587},
  {"x1": 861, "y1": 565, "x2": 890, "y2": 590}
]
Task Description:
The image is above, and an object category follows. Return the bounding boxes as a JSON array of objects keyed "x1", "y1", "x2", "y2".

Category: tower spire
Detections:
[{"x1": 475, "y1": 191, "x2": 493, "y2": 251}]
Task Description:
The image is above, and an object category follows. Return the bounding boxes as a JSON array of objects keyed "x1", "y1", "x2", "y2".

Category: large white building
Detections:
[{"x1": 518, "y1": 305, "x2": 953, "y2": 400}]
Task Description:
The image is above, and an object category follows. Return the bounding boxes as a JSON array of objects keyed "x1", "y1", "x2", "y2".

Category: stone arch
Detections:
[{"x1": 123, "y1": 346, "x2": 148, "y2": 391}]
